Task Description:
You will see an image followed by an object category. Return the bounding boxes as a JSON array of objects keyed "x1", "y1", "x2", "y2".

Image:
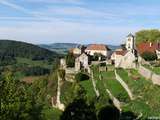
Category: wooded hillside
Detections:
[{"x1": 0, "y1": 40, "x2": 59, "y2": 60}]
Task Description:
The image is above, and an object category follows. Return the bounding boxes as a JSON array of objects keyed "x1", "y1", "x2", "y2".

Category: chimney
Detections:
[{"x1": 150, "y1": 42, "x2": 152, "y2": 47}]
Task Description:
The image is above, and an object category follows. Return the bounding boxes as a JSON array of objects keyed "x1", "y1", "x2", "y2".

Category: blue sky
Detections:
[{"x1": 0, "y1": 0, "x2": 160, "y2": 45}]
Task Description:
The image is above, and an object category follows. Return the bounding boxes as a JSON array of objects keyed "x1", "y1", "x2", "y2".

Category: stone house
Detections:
[
  {"x1": 75, "y1": 53, "x2": 89, "y2": 72},
  {"x1": 85, "y1": 44, "x2": 111, "y2": 58},
  {"x1": 113, "y1": 50, "x2": 137, "y2": 68},
  {"x1": 111, "y1": 33, "x2": 137, "y2": 68},
  {"x1": 69, "y1": 45, "x2": 86, "y2": 55}
]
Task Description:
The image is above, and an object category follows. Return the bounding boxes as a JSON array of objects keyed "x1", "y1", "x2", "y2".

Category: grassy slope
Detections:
[
  {"x1": 80, "y1": 80, "x2": 96, "y2": 101},
  {"x1": 101, "y1": 71, "x2": 130, "y2": 102},
  {"x1": 117, "y1": 69, "x2": 160, "y2": 117}
]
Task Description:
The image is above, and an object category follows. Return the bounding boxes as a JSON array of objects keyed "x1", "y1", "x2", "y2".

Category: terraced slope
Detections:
[
  {"x1": 101, "y1": 71, "x2": 130, "y2": 102},
  {"x1": 117, "y1": 69, "x2": 160, "y2": 117}
]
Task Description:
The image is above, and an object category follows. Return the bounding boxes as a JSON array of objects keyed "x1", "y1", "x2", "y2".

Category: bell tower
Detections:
[{"x1": 126, "y1": 33, "x2": 135, "y2": 51}]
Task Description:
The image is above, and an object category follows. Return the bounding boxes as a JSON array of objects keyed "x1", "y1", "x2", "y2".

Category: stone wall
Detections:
[{"x1": 138, "y1": 65, "x2": 160, "y2": 86}]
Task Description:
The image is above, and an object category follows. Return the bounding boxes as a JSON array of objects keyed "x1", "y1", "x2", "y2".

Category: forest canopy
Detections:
[
  {"x1": 0, "y1": 40, "x2": 59, "y2": 61},
  {"x1": 135, "y1": 29, "x2": 160, "y2": 44}
]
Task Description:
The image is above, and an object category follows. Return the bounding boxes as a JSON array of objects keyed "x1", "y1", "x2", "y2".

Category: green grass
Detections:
[
  {"x1": 143, "y1": 64, "x2": 160, "y2": 75},
  {"x1": 101, "y1": 71, "x2": 130, "y2": 102},
  {"x1": 92, "y1": 65, "x2": 106, "y2": 96},
  {"x1": 16, "y1": 57, "x2": 53, "y2": 69},
  {"x1": 60, "y1": 81, "x2": 74, "y2": 105},
  {"x1": 117, "y1": 69, "x2": 160, "y2": 116},
  {"x1": 80, "y1": 80, "x2": 96, "y2": 101},
  {"x1": 42, "y1": 107, "x2": 62, "y2": 120},
  {"x1": 91, "y1": 65, "x2": 129, "y2": 102}
]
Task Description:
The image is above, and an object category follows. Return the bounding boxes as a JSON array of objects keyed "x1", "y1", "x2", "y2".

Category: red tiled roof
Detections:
[
  {"x1": 137, "y1": 42, "x2": 160, "y2": 54},
  {"x1": 115, "y1": 50, "x2": 128, "y2": 56},
  {"x1": 86, "y1": 44, "x2": 109, "y2": 51}
]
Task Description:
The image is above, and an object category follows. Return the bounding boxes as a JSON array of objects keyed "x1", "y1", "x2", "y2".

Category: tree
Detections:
[
  {"x1": 75, "y1": 72, "x2": 90, "y2": 82},
  {"x1": 141, "y1": 51, "x2": 157, "y2": 61},
  {"x1": 60, "y1": 99, "x2": 97, "y2": 120},
  {"x1": 66, "y1": 52, "x2": 75, "y2": 67},
  {"x1": 97, "y1": 105, "x2": 120, "y2": 120},
  {"x1": 135, "y1": 29, "x2": 160, "y2": 44},
  {"x1": 120, "y1": 111, "x2": 137, "y2": 120},
  {"x1": 0, "y1": 71, "x2": 43, "y2": 120}
]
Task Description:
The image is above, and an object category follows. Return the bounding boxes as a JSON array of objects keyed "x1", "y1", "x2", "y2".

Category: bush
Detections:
[
  {"x1": 75, "y1": 72, "x2": 90, "y2": 82},
  {"x1": 141, "y1": 51, "x2": 157, "y2": 61},
  {"x1": 66, "y1": 53, "x2": 75, "y2": 67}
]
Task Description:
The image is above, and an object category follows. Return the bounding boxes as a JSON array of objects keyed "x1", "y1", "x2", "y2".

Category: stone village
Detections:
[
  {"x1": 60, "y1": 33, "x2": 160, "y2": 73},
  {"x1": 53, "y1": 33, "x2": 160, "y2": 111}
]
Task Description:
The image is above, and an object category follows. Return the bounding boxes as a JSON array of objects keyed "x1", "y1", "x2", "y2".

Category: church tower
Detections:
[{"x1": 125, "y1": 33, "x2": 135, "y2": 52}]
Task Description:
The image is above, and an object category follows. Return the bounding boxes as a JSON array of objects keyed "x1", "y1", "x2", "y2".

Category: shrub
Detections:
[
  {"x1": 58, "y1": 69, "x2": 65, "y2": 80},
  {"x1": 75, "y1": 72, "x2": 90, "y2": 82},
  {"x1": 65, "y1": 53, "x2": 75, "y2": 67},
  {"x1": 141, "y1": 51, "x2": 157, "y2": 61}
]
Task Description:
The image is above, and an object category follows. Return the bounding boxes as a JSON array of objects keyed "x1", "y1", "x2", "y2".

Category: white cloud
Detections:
[
  {"x1": 0, "y1": 0, "x2": 31, "y2": 14},
  {"x1": 0, "y1": 20, "x2": 141, "y2": 45}
]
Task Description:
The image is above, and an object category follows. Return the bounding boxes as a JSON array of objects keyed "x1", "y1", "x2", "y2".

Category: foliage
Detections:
[
  {"x1": 97, "y1": 105, "x2": 120, "y2": 120},
  {"x1": 60, "y1": 98, "x2": 97, "y2": 120},
  {"x1": 141, "y1": 51, "x2": 157, "y2": 61},
  {"x1": 65, "y1": 52, "x2": 75, "y2": 67},
  {"x1": 0, "y1": 72, "x2": 43, "y2": 120},
  {"x1": 58, "y1": 69, "x2": 66, "y2": 81},
  {"x1": 23, "y1": 66, "x2": 50, "y2": 76},
  {"x1": 92, "y1": 53, "x2": 105, "y2": 61},
  {"x1": 75, "y1": 72, "x2": 90, "y2": 82},
  {"x1": 0, "y1": 53, "x2": 17, "y2": 66},
  {"x1": 41, "y1": 106, "x2": 62, "y2": 120},
  {"x1": 0, "y1": 40, "x2": 59, "y2": 61},
  {"x1": 135, "y1": 29, "x2": 160, "y2": 44},
  {"x1": 61, "y1": 82, "x2": 86, "y2": 105}
]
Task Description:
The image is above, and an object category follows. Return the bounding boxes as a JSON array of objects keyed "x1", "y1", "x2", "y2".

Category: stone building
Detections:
[
  {"x1": 111, "y1": 33, "x2": 137, "y2": 68},
  {"x1": 60, "y1": 58, "x2": 66, "y2": 69},
  {"x1": 75, "y1": 53, "x2": 89, "y2": 72},
  {"x1": 85, "y1": 44, "x2": 111, "y2": 57},
  {"x1": 69, "y1": 45, "x2": 86, "y2": 56}
]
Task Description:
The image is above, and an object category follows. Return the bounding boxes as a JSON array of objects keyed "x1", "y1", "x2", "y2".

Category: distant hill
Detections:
[
  {"x1": 0, "y1": 40, "x2": 59, "y2": 61},
  {"x1": 39, "y1": 43, "x2": 78, "y2": 49},
  {"x1": 39, "y1": 43, "x2": 79, "y2": 54},
  {"x1": 39, "y1": 43, "x2": 120, "y2": 54}
]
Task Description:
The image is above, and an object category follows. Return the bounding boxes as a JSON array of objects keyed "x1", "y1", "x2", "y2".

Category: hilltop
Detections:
[{"x1": 0, "y1": 40, "x2": 59, "y2": 61}]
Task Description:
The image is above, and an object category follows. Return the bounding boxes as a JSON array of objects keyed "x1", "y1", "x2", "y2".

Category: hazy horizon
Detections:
[{"x1": 0, "y1": 0, "x2": 160, "y2": 45}]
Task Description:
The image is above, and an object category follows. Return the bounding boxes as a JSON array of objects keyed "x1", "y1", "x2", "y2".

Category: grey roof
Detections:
[{"x1": 127, "y1": 33, "x2": 134, "y2": 37}]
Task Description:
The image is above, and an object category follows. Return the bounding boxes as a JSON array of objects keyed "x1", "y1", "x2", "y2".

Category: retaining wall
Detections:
[{"x1": 138, "y1": 65, "x2": 160, "y2": 86}]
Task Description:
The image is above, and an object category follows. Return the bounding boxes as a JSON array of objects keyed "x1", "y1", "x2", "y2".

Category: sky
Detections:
[{"x1": 0, "y1": 0, "x2": 160, "y2": 45}]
